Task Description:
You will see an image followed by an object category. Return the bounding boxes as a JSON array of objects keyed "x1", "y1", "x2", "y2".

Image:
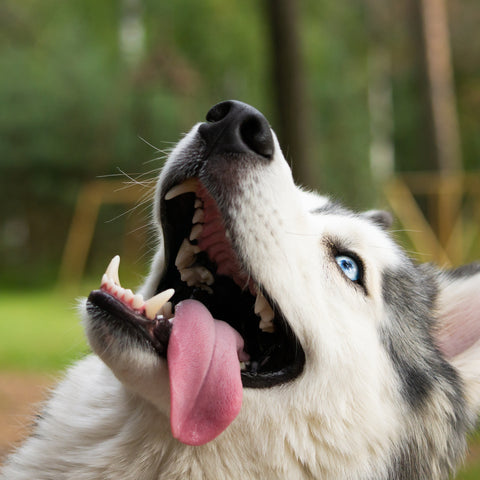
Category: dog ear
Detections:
[
  {"x1": 362, "y1": 210, "x2": 393, "y2": 230},
  {"x1": 435, "y1": 264, "x2": 480, "y2": 412}
]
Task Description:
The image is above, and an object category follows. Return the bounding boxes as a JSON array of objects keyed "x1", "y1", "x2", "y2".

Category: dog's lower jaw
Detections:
[
  {"x1": 81, "y1": 313, "x2": 171, "y2": 416},
  {"x1": 100, "y1": 349, "x2": 171, "y2": 415}
]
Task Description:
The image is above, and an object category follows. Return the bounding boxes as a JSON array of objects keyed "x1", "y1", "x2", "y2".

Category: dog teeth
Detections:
[
  {"x1": 132, "y1": 293, "x2": 145, "y2": 310},
  {"x1": 259, "y1": 311, "x2": 275, "y2": 333},
  {"x1": 180, "y1": 266, "x2": 214, "y2": 287},
  {"x1": 175, "y1": 239, "x2": 201, "y2": 270},
  {"x1": 197, "y1": 266, "x2": 214, "y2": 285},
  {"x1": 255, "y1": 292, "x2": 275, "y2": 333},
  {"x1": 123, "y1": 288, "x2": 134, "y2": 304},
  {"x1": 176, "y1": 234, "x2": 215, "y2": 291},
  {"x1": 105, "y1": 255, "x2": 121, "y2": 286},
  {"x1": 100, "y1": 255, "x2": 149, "y2": 312},
  {"x1": 144, "y1": 289, "x2": 175, "y2": 320},
  {"x1": 100, "y1": 256, "x2": 175, "y2": 320},
  {"x1": 165, "y1": 179, "x2": 199, "y2": 200},
  {"x1": 180, "y1": 268, "x2": 197, "y2": 286},
  {"x1": 192, "y1": 208, "x2": 205, "y2": 224},
  {"x1": 254, "y1": 292, "x2": 269, "y2": 315},
  {"x1": 189, "y1": 224, "x2": 203, "y2": 241}
]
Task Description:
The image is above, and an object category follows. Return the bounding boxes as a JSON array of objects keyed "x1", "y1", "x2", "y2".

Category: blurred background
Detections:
[{"x1": 0, "y1": 0, "x2": 480, "y2": 476}]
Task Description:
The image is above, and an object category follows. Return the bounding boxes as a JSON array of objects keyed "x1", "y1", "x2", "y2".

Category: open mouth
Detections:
[{"x1": 87, "y1": 178, "x2": 305, "y2": 389}]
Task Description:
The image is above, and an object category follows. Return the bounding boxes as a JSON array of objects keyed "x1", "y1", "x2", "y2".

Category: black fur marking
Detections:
[
  {"x1": 386, "y1": 341, "x2": 433, "y2": 405},
  {"x1": 381, "y1": 263, "x2": 472, "y2": 478},
  {"x1": 381, "y1": 264, "x2": 458, "y2": 409},
  {"x1": 362, "y1": 210, "x2": 394, "y2": 230},
  {"x1": 444, "y1": 262, "x2": 480, "y2": 280}
]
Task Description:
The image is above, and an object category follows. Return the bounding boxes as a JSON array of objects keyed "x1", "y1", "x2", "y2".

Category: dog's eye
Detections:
[{"x1": 335, "y1": 255, "x2": 361, "y2": 282}]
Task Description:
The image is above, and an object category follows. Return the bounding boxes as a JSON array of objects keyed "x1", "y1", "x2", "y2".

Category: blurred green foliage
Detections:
[{"x1": 0, "y1": 0, "x2": 479, "y2": 287}]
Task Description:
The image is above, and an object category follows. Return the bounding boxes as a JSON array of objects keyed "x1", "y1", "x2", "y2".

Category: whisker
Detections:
[
  {"x1": 142, "y1": 154, "x2": 171, "y2": 165},
  {"x1": 114, "y1": 168, "x2": 153, "y2": 188},
  {"x1": 104, "y1": 190, "x2": 155, "y2": 224},
  {"x1": 138, "y1": 136, "x2": 163, "y2": 153}
]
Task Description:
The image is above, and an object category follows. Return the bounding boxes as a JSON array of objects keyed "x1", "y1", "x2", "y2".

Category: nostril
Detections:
[
  {"x1": 205, "y1": 101, "x2": 232, "y2": 123},
  {"x1": 199, "y1": 100, "x2": 275, "y2": 161},
  {"x1": 240, "y1": 116, "x2": 273, "y2": 159}
]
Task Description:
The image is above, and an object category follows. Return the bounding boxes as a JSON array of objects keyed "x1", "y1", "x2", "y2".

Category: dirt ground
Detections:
[{"x1": 0, "y1": 372, "x2": 54, "y2": 465}]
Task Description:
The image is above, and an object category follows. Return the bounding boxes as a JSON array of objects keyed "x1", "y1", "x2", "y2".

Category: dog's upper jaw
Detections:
[{"x1": 84, "y1": 111, "x2": 310, "y2": 450}]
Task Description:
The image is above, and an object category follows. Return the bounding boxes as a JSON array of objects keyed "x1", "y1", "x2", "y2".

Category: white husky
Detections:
[{"x1": 3, "y1": 100, "x2": 480, "y2": 479}]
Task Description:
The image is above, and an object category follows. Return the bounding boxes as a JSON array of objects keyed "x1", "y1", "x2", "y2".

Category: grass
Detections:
[
  {"x1": 456, "y1": 430, "x2": 480, "y2": 479},
  {"x1": 1, "y1": 289, "x2": 480, "y2": 478},
  {"x1": 0, "y1": 289, "x2": 89, "y2": 371},
  {"x1": 457, "y1": 461, "x2": 480, "y2": 479}
]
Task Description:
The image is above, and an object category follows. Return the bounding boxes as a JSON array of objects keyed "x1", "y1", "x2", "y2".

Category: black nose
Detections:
[{"x1": 198, "y1": 100, "x2": 274, "y2": 159}]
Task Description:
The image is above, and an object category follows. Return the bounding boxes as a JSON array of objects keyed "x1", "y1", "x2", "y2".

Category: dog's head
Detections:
[{"x1": 84, "y1": 101, "x2": 480, "y2": 477}]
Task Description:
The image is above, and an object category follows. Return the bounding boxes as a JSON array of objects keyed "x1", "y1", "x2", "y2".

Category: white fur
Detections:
[{"x1": 2, "y1": 121, "x2": 480, "y2": 480}]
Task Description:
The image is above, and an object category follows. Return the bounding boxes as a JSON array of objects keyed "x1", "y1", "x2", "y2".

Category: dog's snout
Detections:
[{"x1": 198, "y1": 100, "x2": 274, "y2": 159}]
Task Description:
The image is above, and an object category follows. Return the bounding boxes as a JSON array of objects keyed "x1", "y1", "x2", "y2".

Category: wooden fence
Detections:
[{"x1": 59, "y1": 173, "x2": 480, "y2": 287}]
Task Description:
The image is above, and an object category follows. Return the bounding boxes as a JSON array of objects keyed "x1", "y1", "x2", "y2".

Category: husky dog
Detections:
[{"x1": 2, "y1": 100, "x2": 480, "y2": 480}]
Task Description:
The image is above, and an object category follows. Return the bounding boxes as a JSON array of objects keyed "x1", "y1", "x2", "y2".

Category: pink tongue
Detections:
[{"x1": 167, "y1": 299, "x2": 247, "y2": 446}]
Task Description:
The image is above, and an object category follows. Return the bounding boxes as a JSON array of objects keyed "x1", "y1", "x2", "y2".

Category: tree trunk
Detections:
[
  {"x1": 418, "y1": 0, "x2": 462, "y2": 174},
  {"x1": 264, "y1": 0, "x2": 316, "y2": 188}
]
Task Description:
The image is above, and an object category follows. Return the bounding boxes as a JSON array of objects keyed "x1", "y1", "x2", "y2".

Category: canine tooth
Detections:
[
  {"x1": 132, "y1": 293, "x2": 145, "y2": 310},
  {"x1": 189, "y1": 224, "x2": 203, "y2": 241},
  {"x1": 106, "y1": 278, "x2": 114, "y2": 293},
  {"x1": 175, "y1": 238, "x2": 200, "y2": 270},
  {"x1": 192, "y1": 208, "x2": 205, "y2": 224},
  {"x1": 145, "y1": 289, "x2": 175, "y2": 320},
  {"x1": 165, "y1": 179, "x2": 198, "y2": 200},
  {"x1": 101, "y1": 274, "x2": 108, "y2": 288},
  {"x1": 105, "y1": 255, "x2": 121, "y2": 286}
]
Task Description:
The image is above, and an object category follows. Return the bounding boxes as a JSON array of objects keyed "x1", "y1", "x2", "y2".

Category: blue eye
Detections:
[{"x1": 335, "y1": 255, "x2": 360, "y2": 282}]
